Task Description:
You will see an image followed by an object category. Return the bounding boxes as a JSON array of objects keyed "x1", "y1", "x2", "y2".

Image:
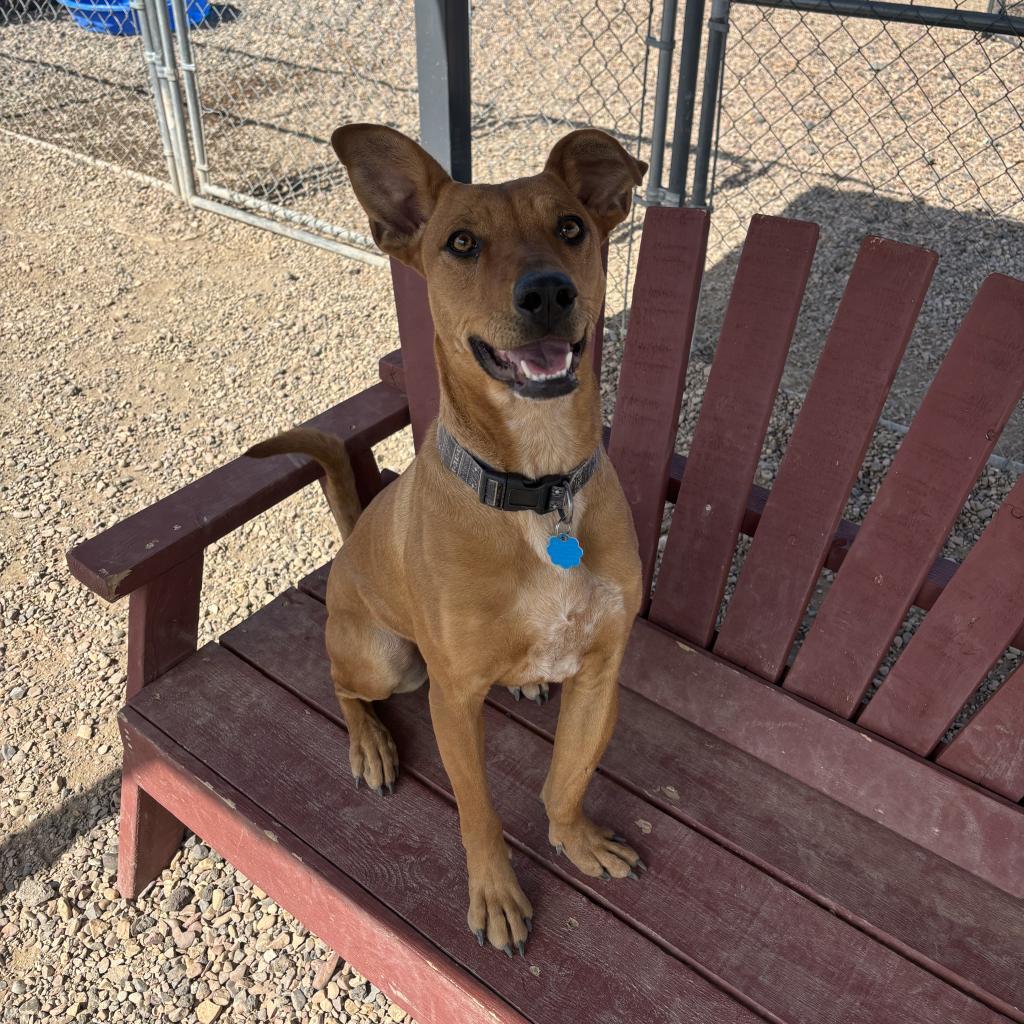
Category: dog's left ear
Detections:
[{"x1": 544, "y1": 129, "x2": 648, "y2": 238}]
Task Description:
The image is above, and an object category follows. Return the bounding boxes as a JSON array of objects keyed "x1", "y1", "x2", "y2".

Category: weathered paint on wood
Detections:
[
  {"x1": 651, "y1": 216, "x2": 818, "y2": 644},
  {"x1": 608, "y1": 207, "x2": 709, "y2": 597},
  {"x1": 785, "y1": 274, "x2": 1024, "y2": 717},
  {"x1": 120, "y1": 712, "x2": 531, "y2": 1024},
  {"x1": 715, "y1": 238, "x2": 937, "y2": 678},
  {"x1": 860, "y1": 475, "x2": 1024, "y2": 754},
  {"x1": 624, "y1": 616, "x2": 1024, "y2": 903},
  {"x1": 221, "y1": 588, "x2": 1019, "y2": 1024},
  {"x1": 938, "y1": 662, "x2": 1024, "y2": 801},
  {"x1": 67, "y1": 383, "x2": 409, "y2": 602},
  {"x1": 129, "y1": 645, "x2": 761, "y2": 1024}
]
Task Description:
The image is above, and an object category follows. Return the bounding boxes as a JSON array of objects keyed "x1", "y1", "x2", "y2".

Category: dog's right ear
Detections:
[{"x1": 331, "y1": 124, "x2": 451, "y2": 270}]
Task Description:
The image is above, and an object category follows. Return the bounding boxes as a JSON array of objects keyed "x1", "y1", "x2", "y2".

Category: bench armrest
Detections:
[{"x1": 67, "y1": 382, "x2": 409, "y2": 603}]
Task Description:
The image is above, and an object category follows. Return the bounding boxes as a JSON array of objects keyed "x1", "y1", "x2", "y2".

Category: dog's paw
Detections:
[
  {"x1": 466, "y1": 855, "x2": 533, "y2": 956},
  {"x1": 349, "y1": 713, "x2": 399, "y2": 797},
  {"x1": 549, "y1": 818, "x2": 645, "y2": 880},
  {"x1": 508, "y1": 683, "x2": 549, "y2": 705}
]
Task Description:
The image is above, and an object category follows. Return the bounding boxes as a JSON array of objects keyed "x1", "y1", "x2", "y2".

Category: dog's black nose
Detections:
[{"x1": 514, "y1": 271, "x2": 577, "y2": 330}]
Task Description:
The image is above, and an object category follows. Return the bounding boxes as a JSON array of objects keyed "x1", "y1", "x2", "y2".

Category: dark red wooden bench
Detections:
[{"x1": 68, "y1": 211, "x2": 1024, "y2": 1024}]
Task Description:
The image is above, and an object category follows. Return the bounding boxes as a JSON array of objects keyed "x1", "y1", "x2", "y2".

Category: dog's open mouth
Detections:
[{"x1": 470, "y1": 335, "x2": 586, "y2": 399}]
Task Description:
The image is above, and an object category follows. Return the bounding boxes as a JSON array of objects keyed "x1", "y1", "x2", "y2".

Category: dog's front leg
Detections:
[
  {"x1": 428, "y1": 680, "x2": 533, "y2": 954},
  {"x1": 542, "y1": 647, "x2": 644, "y2": 880}
]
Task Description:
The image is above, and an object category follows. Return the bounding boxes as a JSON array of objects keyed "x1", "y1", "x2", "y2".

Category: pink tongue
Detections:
[{"x1": 500, "y1": 338, "x2": 571, "y2": 375}]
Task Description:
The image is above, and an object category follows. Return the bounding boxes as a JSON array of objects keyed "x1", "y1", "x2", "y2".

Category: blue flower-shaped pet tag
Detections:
[{"x1": 547, "y1": 533, "x2": 584, "y2": 569}]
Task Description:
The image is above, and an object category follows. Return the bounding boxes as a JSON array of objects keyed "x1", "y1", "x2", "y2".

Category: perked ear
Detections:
[
  {"x1": 544, "y1": 129, "x2": 648, "y2": 238},
  {"x1": 331, "y1": 123, "x2": 451, "y2": 269}
]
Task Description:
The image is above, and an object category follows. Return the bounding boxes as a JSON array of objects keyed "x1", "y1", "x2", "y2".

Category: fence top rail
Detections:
[{"x1": 733, "y1": 0, "x2": 1024, "y2": 35}]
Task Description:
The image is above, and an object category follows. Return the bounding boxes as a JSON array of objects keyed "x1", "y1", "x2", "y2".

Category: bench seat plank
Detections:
[
  {"x1": 128, "y1": 643, "x2": 760, "y2": 1024},
  {"x1": 221, "y1": 588, "x2": 1019, "y2": 1023}
]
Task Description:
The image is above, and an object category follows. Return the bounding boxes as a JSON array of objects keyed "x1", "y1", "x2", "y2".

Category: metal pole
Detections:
[
  {"x1": 168, "y1": 0, "x2": 210, "y2": 191},
  {"x1": 666, "y1": 0, "x2": 708, "y2": 203},
  {"x1": 644, "y1": 0, "x2": 679, "y2": 203},
  {"x1": 690, "y1": 0, "x2": 730, "y2": 209},
  {"x1": 414, "y1": 0, "x2": 472, "y2": 182},
  {"x1": 132, "y1": 0, "x2": 181, "y2": 196},
  {"x1": 736, "y1": 0, "x2": 1024, "y2": 34},
  {"x1": 145, "y1": 0, "x2": 195, "y2": 198}
]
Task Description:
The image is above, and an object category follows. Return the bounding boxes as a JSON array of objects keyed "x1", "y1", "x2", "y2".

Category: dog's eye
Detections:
[
  {"x1": 446, "y1": 230, "x2": 478, "y2": 257},
  {"x1": 557, "y1": 216, "x2": 585, "y2": 244}
]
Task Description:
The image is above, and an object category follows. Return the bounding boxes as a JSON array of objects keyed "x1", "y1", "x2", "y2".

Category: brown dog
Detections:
[{"x1": 249, "y1": 124, "x2": 647, "y2": 955}]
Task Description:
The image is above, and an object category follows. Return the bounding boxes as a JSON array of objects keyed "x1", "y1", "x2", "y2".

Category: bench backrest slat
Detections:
[
  {"x1": 713, "y1": 238, "x2": 937, "y2": 679},
  {"x1": 858, "y1": 475, "x2": 1024, "y2": 754},
  {"x1": 784, "y1": 274, "x2": 1024, "y2": 718},
  {"x1": 391, "y1": 259, "x2": 440, "y2": 448},
  {"x1": 649, "y1": 215, "x2": 818, "y2": 644},
  {"x1": 608, "y1": 207, "x2": 709, "y2": 597},
  {"x1": 937, "y1": 661, "x2": 1024, "y2": 801}
]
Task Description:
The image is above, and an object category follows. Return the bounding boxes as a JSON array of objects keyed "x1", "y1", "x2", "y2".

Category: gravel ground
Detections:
[{"x1": 2, "y1": 53, "x2": 1023, "y2": 1024}]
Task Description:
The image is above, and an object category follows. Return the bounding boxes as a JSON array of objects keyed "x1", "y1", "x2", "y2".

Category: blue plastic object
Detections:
[{"x1": 57, "y1": 0, "x2": 211, "y2": 36}]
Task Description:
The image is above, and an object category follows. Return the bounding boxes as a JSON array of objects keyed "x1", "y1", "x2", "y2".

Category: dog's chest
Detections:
[{"x1": 510, "y1": 514, "x2": 625, "y2": 684}]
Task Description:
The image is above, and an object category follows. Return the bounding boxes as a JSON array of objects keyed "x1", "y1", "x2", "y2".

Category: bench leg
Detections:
[
  {"x1": 117, "y1": 771, "x2": 185, "y2": 899},
  {"x1": 116, "y1": 553, "x2": 204, "y2": 899}
]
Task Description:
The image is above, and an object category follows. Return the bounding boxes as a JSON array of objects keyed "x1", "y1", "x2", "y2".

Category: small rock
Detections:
[
  {"x1": 313, "y1": 953, "x2": 340, "y2": 991},
  {"x1": 75, "y1": 724, "x2": 93, "y2": 740},
  {"x1": 388, "y1": 1004, "x2": 407, "y2": 1021},
  {"x1": 290, "y1": 990, "x2": 307, "y2": 1012},
  {"x1": 12, "y1": 980, "x2": 27, "y2": 995},
  {"x1": 18, "y1": 877, "x2": 52, "y2": 908},
  {"x1": 9, "y1": 686, "x2": 26, "y2": 700},
  {"x1": 195, "y1": 999, "x2": 223, "y2": 1023},
  {"x1": 102, "y1": 851, "x2": 119, "y2": 877},
  {"x1": 165, "y1": 885, "x2": 193, "y2": 913}
]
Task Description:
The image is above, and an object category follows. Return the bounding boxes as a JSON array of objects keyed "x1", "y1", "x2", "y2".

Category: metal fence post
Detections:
[
  {"x1": 690, "y1": 0, "x2": 731, "y2": 209},
  {"x1": 666, "y1": 0, "x2": 708, "y2": 203},
  {"x1": 645, "y1": 0, "x2": 679, "y2": 203},
  {"x1": 414, "y1": 0, "x2": 472, "y2": 182}
]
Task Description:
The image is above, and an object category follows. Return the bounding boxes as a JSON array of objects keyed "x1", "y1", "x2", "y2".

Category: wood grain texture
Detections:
[
  {"x1": 118, "y1": 555, "x2": 203, "y2": 897},
  {"x1": 120, "y1": 712, "x2": 530, "y2": 1024},
  {"x1": 650, "y1": 216, "x2": 818, "y2": 644},
  {"x1": 624, "y1": 617, "x2": 1024, "y2": 904},
  {"x1": 67, "y1": 383, "x2": 409, "y2": 602},
  {"x1": 607, "y1": 207, "x2": 709, "y2": 597},
  {"x1": 221, "y1": 588, "x2": 1017, "y2": 1024},
  {"x1": 715, "y1": 238, "x2": 937, "y2": 678},
  {"x1": 859, "y1": 475, "x2": 1024, "y2": 753},
  {"x1": 129, "y1": 645, "x2": 759, "y2": 1024},
  {"x1": 785, "y1": 274, "x2": 1024, "y2": 716},
  {"x1": 391, "y1": 258, "x2": 439, "y2": 449},
  {"x1": 938, "y1": 661, "x2": 1024, "y2": 800}
]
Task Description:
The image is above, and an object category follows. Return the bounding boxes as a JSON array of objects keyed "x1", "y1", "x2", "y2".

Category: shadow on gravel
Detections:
[
  {"x1": 1, "y1": 769, "x2": 119, "y2": 898},
  {"x1": 693, "y1": 187, "x2": 1024, "y2": 463}
]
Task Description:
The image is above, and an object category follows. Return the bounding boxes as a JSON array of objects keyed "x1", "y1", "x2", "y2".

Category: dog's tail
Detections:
[{"x1": 246, "y1": 428, "x2": 361, "y2": 540}]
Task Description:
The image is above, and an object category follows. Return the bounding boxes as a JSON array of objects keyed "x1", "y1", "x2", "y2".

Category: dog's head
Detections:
[{"x1": 332, "y1": 124, "x2": 646, "y2": 404}]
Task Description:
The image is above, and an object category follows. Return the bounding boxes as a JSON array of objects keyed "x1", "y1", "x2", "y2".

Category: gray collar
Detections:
[{"x1": 436, "y1": 422, "x2": 600, "y2": 517}]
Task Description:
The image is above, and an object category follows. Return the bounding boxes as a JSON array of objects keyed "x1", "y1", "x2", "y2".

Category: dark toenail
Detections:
[
  {"x1": 525, "y1": 917, "x2": 533, "y2": 933},
  {"x1": 475, "y1": 929, "x2": 485, "y2": 946},
  {"x1": 554, "y1": 843, "x2": 564, "y2": 857},
  {"x1": 354, "y1": 776, "x2": 362, "y2": 789},
  {"x1": 612, "y1": 833, "x2": 626, "y2": 844},
  {"x1": 374, "y1": 786, "x2": 384, "y2": 797},
  {"x1": 636, "y1": 859, "x2": 648, "y2": 872},
  {"x1": 385, "y1": 782, "x2": 394, "y2": 796},
  {"x1": 600, "y1": 869, "x2": 611, "y2": 880},
  {"x1": 533, "y1": 694, "x2": 543, "y2": 705},
  {"x1": 517, "y1": 940, "x2": 526, "y2": 958},
  {"x1": 511, "y1": 687, "x2": 522, "y2": 701},
  {"x1": 502, "y1": 944, "x2": 513, "y2": 959},
  {"x1": 627, "y1": 870, "x2": 640, "y2": 881}
]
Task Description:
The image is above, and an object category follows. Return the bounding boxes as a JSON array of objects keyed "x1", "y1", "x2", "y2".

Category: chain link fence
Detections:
[
  {"x1": 688, "y1": 0, "x2": 1024, "y2": 458},
  {"x1": 0, "y1": 0, "x2": 171, "y2": 184}
]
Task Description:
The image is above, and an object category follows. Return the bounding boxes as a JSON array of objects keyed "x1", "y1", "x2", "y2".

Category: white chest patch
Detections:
[{"x1": 510, "y1": 505, "x2": 625, "y2": 685}]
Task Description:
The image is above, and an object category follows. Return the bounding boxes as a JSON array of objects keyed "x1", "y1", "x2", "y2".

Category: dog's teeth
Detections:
[{"x1": 563, "y1": 350, "x2": 572, "y2": 371}]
